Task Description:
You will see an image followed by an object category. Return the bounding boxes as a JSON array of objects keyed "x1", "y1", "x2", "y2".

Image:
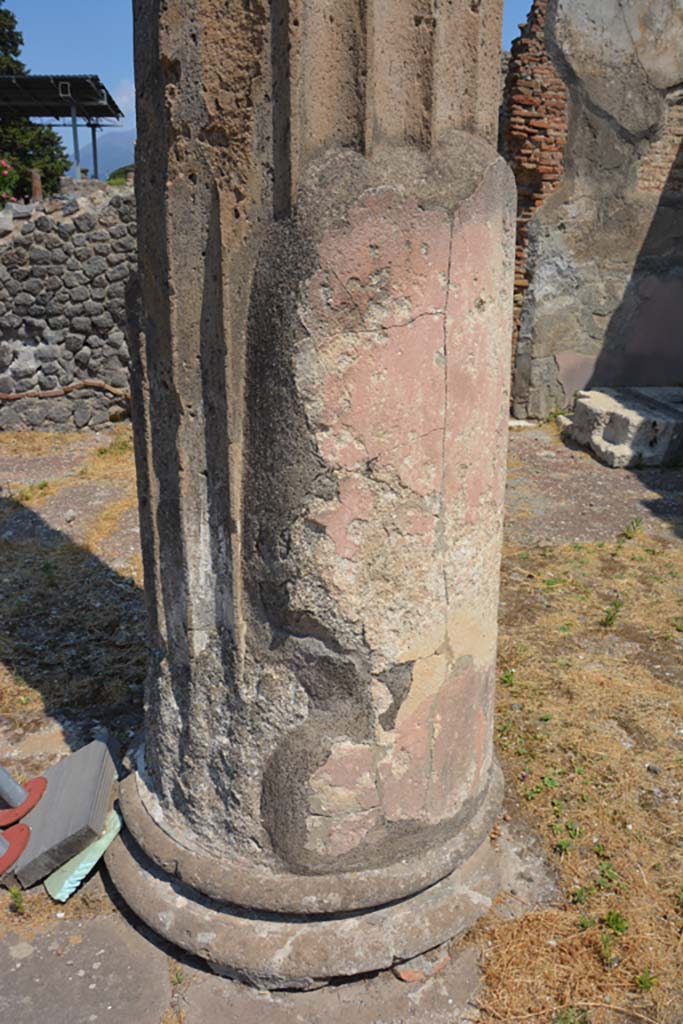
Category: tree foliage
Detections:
[{"x1": 0, "y1": 0, "x2": 70, "y2": 197}]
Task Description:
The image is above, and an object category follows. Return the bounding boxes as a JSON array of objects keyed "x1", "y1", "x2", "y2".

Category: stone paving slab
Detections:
[
  {"x1": 0, "y1": 915, "x2": 171, "y2": 1024},
  {"x1": 180, "y1": 945, "x2": 482, "y2": 1024}
]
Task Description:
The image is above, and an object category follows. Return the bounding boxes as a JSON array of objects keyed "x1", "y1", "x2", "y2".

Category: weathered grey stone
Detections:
[
  {"x1": 47, "y1": 249, "x2": 67, "y2": 265},
  {"x1": 105, "y1": 368, "x2": 128, "y2": 389},
  {"x1": 71, "y1": 316, "x2": 92, "y2": 333},
  {"x1": 84, "y1": 255, "x2": 108, "y2": 278},
  {"x1": 12, "y1": 348, "x2": 38, "y2": 378},
  {"x1": 65, "y1": 333, "x2": 85, "y2": 353},
  {"x1": 37, "y1": 339, "x2": 59, "y2": 356},
  {"x1": 28, "y1": 245, "x2": 50, "y2": 264},
  {"x1": 56, "y1": 220, "x2": 75, "y2": 239},
  {"x1": 62, "y1": 270, "x2": 86, "y2": 287},
  {"x1": 107, "y1": 816, "x2": 501, "y2": 989},
  {"x1": 74, "y1": 211, "x2": 96, "y2": 232},
  {"x1": 106, "y1": 263, "x2": 131, "y2": 282},
  {"x1": 112, "y1": 235, "x2": 136, "y2": 252},
  {"x1": 93, "y1": 312, "x2": 114, "y2": 332},
  {"x1": 0, "y1": 340, "x2": 12, "y2": 369},
  {"x1": 568, "y1": 387, "x2": 683, "y2": 467},
  {"x1": 73, "y1": 402, "x2": 92, "y2": 428},
  {"x1": 39, "y1": 398, "x2": 73, "y2": 423},
  {"x1": 107, "y1": 250, "x2": 129, "y2": 265}
]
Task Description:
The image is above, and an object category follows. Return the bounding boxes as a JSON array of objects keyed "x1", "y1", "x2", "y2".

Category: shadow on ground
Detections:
[
  {"x1": 560, "y1": 429, "x2": 683, "y2": 540},
  {"x1": 0, "y1": 494, "x2": 147, "y2": 759}
]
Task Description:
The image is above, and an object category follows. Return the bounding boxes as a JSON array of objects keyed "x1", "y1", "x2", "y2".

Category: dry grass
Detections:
[
  {"x1": 1, "y1": 875, "x2": 116, "y2": 940},
  {"x1": 476, "y1": 527, "x2": 683, "y2": 1023},
  {"x1": 0, "y1": 430, "x2": 81, "y2": 458}
]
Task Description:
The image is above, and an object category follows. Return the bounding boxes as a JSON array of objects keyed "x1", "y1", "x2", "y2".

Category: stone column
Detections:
[
  {"x1": 108, "y1": 0, "x2": 515, "y2": 990},
  {"x1": 30, "y1": 169, "x2": 43, "y2": 203}
]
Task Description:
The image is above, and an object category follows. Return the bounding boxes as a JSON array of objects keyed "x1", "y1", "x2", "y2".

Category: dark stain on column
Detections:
[
  {"x1": 201, "y1": 184, "x2": 238, "y2": 688},
  {"x1": 271, "y1": 0, "x2": 292, "y2": 219},
  {"x1": 132, "y1": 0, "x2": 192, "y2": 792}
]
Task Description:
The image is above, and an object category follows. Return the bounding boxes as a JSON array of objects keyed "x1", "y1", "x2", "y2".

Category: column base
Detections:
[
  {"x1": 112, "y1": 759, "x2": 504, "y2": 915},
  {"x1": 106, "y1": 819, "x2": 501, "y2": 991}
]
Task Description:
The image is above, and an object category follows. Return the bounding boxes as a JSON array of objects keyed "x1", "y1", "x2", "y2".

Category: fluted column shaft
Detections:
[{"x1": 110, "y1": 0, "x2": 515, "y2": 988}]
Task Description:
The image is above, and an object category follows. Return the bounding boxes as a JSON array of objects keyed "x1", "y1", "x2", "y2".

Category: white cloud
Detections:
[{"x1": 112, "y1": 78, "x2": 136, "y2": 125}]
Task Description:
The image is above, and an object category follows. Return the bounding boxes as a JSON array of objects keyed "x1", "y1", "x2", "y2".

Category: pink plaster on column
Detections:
[
  {"x1": 312, "y1": 476, "x2": 375, "y2": 559},
  {"x1": 305, "y1": 191, "x2": 453, "y2": 336}
]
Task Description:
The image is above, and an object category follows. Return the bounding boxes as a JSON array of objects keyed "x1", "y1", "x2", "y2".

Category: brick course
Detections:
[
  {"x1": 500, "y1": 0, "x2": 568, "y2": 358},
  {"x1": 638, "y1": 90, "x2": 683, "y2": 194}
]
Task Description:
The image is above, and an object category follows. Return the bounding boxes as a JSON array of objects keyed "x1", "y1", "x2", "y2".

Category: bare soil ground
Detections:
[{"x1": 0, "y1": 422, "x2": 682, "y2": 1024}]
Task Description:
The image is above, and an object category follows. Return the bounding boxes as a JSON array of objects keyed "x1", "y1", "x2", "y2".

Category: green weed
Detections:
[
  {"x1": 620, "y1": 517, "x2": 643, "y2": 540},
  {"x1": 8, "y1": 887, "x2": 25, "y2": 914},
  {"x1": 600, "y1": 597, "x2": 624, "y2": 628},
  {"x1": 635, "y1": 969, "x2": 658, "y2": 991}
]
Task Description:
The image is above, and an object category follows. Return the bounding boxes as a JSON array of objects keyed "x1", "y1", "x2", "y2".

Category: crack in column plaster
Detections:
[
  {"x1": 326, "y1": 268, "x2": 444, "y2": 332},
  {"x1": 438, "y1": 214, "x2": 455, "y2": 657}
]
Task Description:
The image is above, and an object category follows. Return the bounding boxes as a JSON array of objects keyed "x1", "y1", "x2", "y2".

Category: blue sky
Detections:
[
  {"x1": 10, "y1": 0, "x2": 135, "y2": 151},
  {"x1": 10, "y1": 0, "x2": 532, "y2": 146},
  {"x1": 503, "y1": 0, "x2": 534, "y2": 47}
]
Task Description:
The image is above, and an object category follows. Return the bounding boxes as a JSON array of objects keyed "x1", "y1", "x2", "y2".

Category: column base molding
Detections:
[{"x1": 106, "y1": 817, "x2": 501, "y2": 990}]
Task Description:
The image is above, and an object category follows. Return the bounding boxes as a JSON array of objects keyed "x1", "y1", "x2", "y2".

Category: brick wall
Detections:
[
  {"x1": 638, "y1": 89, "x2": 683, "y2": 194},
  {"x1": 500, "y1": 0, "x2": 568, "y2": 357}
]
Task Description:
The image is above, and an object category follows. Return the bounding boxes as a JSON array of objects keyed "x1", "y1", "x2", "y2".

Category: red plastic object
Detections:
[
  {"x1": 0, "y1": 777, "x2": 47, "y2": 827},
  {"x1": 0, "y1": 823, "x2": 30, "y2": 875}
]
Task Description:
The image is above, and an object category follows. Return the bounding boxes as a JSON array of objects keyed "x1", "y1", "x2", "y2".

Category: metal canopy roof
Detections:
[{"x1": 0, "y1": 74, "x2": 123, "y2": 123}]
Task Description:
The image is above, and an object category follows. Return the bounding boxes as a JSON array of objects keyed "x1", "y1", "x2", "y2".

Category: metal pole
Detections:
[
  {"x1": 91, "y1": 124, "x2": 99, "y2": 180},
  {"x1": 0, "y1": 765, "x2": 28, "y2": 808},
  {"x1": 71, "y1": 102, "x2": 80, "y2": 180}
]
